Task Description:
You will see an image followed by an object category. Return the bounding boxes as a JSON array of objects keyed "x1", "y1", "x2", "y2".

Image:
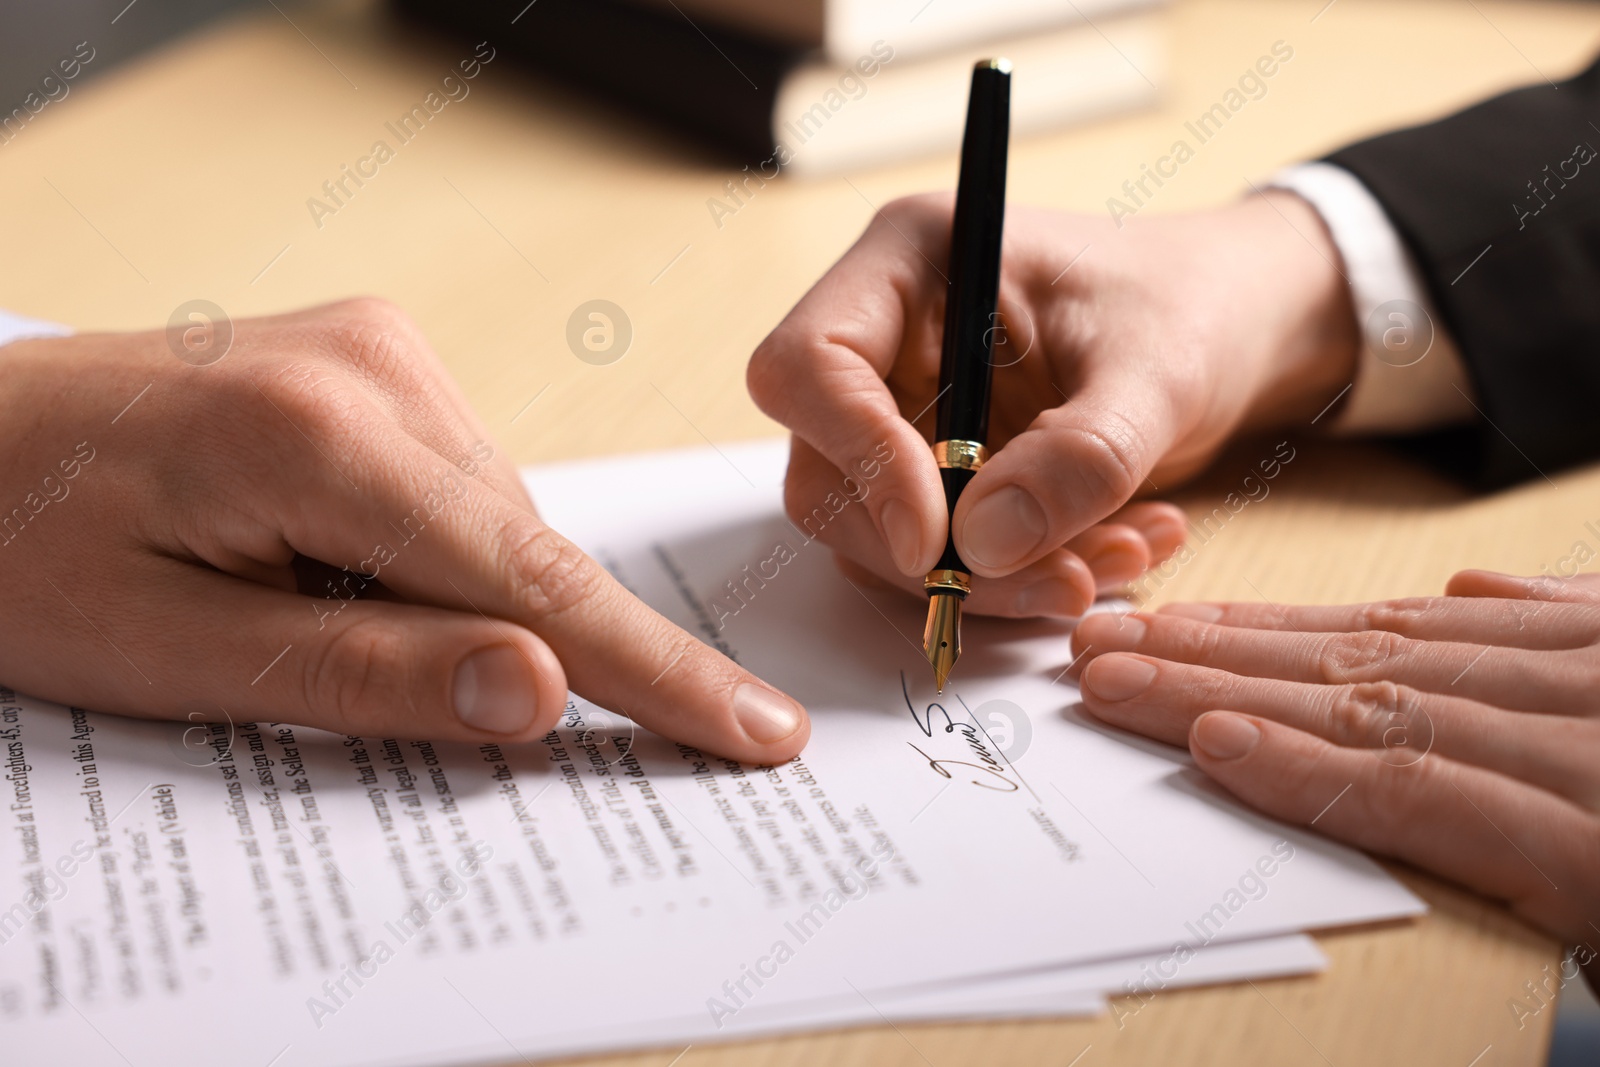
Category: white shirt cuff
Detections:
[
  {"x1": 0, "y1": 310, "x2": 71, "y2": 346},
  {"x1": 1268, "y1": 162, "x2": 1476, "y2": 435}
]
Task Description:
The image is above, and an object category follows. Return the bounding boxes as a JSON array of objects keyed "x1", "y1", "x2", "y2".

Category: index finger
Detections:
[
  {"x1": 248, "y1": 381, "x2": 810, "y2": 764},
  {"x1": 747, "y1": 194, "x2": 953, "y2": 577},
  {"x1": 1156, "y1": 596, "x2": 1600, "y2": 650}
]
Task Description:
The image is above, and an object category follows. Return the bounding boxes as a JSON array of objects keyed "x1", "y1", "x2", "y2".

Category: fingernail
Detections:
[
  {"x1": 454, "y1": 644, "x2": 539, "y2": 734},
  {"x1": 1016, "y1": 578, "x2": 1083, "y2": 618},
  {"x1": 961, "y1": 485, "x2": 1047, "y2": 570},
  {"x1": 734, "y1": 682, "x2": 803, "y2": 744},
  {"x1": 1063, "y1": 556, "x2": 1098, "y2": 616},
  {"x1": 1082, "y1": 543, "x2": 1143, "y2": 582},
  {"x1": 1161, "y1": 603, "x2": 1222, "y2": 622},
  {"x1": 1131, "y1": 508, "x2": 1187, "y2": 544},
  {"x1": 1082, "y1": 655, "x2": 1156, "y2": 701},
  {"x1": 1193, "y1": 712, "x2": 1261, "y2": 760},
  {"x1": 880, "y1": 497, "x2": 923, "y2": 575}
]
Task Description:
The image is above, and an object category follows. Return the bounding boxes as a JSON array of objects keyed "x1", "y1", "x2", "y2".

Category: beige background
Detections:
[{"x1": 5, "y1": 0, "x2": 1599, "y2": 1062}]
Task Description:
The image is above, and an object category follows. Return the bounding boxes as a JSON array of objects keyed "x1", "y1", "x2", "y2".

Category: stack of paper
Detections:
[{"x1": 0, "y1": 440, "x2": 1421, "y2": 1065}]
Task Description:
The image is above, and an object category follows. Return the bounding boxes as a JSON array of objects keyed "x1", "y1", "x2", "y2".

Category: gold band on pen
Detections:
[
  {"x1": 932, "y1": 439, "x2": 988, "y2": 471},
  {"x1": 924, "y1": 568, "x2": 972, "y2": 595},
  {"x1": 927, "y1": 442, "x2": 981, "y2": 598}
]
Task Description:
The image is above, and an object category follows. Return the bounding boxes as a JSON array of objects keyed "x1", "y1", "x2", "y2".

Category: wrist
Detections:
[{"x1": 1233, "y1": 190, "x2": 1360, "y2": 429}]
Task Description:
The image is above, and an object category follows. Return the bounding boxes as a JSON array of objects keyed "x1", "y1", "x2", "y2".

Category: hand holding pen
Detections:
[{"x1": 750, "y1": 92, "x2": 1355, "y2": 638}]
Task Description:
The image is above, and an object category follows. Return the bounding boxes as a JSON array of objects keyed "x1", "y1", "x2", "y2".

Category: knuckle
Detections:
[
  {"x1": 1357, "y1": 599, "x2": 1432, "y2": 635},
  {"x1": 1162, "y1": 615, "x2": 1223, "y2": 664},
  {"x1": 1326, "y1": 681, "x2": 1403, "y2": 747},
  {"x1": 319, "y1": 296, "x2": 424, "y2": 378},
  {"x1": 1572, "y1": 726, "x2": 1600, "y2": 807},
  {"x1": 1541, "y1": 573, "x2": 1600, "y2": 604},
  {"x1": 255, "y1": 362, "x2": 367, "y2": 446},
  {"x1": 746, "y1": 330, "x2": 794, "y2": 415},
  {"x1": 1360, "y1": 741, "x2": 1442, "y2": 822},
  {"x1": 1574, "y1": 606, "x2": 1600, "y2": 645},
  {"x1": 1317, "y1": 629, "x2": 1406, "y2": 683},
  {"x1": 654, "y1": 637, "x2": 732, "y2": 716},
  {"x1": 1051, "y1": 411, "x2": 1145, "y2": 508},
  {"x1": 875, "y1": 192, "x2": 946, "y2": 233},
  {"x1": 502, "y1": 518, "x2": 605, "y2": 620},
  {"x1": 327, "y1": 295, "x2": 415, "y2": 335},
  {"x1": 1572, "y1": 651, "x2": 1600, "y2": 708},
  {"x1": 306, "y1": 616, "x2": 407, "y2": 732}
]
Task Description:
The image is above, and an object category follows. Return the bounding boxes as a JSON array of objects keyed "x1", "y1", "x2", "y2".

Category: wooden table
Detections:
[{"x1": 5, "y1": 0, "x2": 1598, "y2": 1062}]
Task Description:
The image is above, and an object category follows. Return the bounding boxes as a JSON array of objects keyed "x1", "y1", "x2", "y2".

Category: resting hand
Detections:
[
  {"x1": 748, "y1": 191, "x2": 1357, "y2": 618},
  {"x1": 1069, "y1": 570, "x2": 1600, "y2": 946},
  {"x1": 0, "y1": 300, "x2": 807, "y2": 761}
]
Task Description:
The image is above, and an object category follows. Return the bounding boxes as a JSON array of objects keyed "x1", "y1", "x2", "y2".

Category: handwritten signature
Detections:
[{"x1": 900, "y1": 672, "x2": 1018, "y2": 793}]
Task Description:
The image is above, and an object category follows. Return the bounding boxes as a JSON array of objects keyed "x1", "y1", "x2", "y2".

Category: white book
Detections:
[
  {"x1": 639, "y1": 0, "x2": 1167, "y2": 66},
  {"x1": 771, "y1": 10, "x2": 1166, "y2": 176}
]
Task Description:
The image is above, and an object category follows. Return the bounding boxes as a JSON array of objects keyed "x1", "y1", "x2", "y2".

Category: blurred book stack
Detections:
[{"x1": 394, "y1": 0, "x2": 1167, "y2": 174}]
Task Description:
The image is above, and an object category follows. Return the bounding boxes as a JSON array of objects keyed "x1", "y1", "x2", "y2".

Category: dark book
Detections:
[
  {"x1": 393, "y1": 0, "x2": 806, "y2": 161},
  {"x1": 392, "y1": 0, "x2": 1163, "y2": 173}
]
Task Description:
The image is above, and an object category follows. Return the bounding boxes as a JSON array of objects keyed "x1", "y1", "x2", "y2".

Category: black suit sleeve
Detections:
[{"x1": 1326, "y1": 58, "x2": 1600, "y2": 488}]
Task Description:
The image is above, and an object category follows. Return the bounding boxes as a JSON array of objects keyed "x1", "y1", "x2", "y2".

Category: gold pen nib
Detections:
[{"x1": 923, "y1": 592, "x2": 963, "y2": 693}]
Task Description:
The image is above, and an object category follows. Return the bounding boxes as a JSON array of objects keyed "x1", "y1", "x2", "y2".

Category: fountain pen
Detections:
[{"x1": 923, "y1": 58, "x2": 1011, "y2": 693}]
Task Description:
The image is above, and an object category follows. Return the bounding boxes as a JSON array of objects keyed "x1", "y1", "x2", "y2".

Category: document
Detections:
[
  {"x1": 581, "y1": 931, "x2": 1327, "y2": 1052},
  {"x1": 0, "y1": 440, "x2": 1420, "y2": 1066}
]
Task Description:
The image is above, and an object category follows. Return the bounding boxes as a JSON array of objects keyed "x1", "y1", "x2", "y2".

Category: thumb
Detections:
[
  {"x1": 953, "y1": 371, "x2": 1174, "y2": 577},
  {"x1": 10, "y1": 556, "x2": 571, "y2": 744}
]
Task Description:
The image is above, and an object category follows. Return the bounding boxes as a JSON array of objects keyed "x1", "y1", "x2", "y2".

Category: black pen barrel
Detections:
[{"x1": 934, "y1": 61, "x2": 1010, "y2": 447}]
